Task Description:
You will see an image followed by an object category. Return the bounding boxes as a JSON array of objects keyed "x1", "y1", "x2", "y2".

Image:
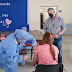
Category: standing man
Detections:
[{"x1": 44, "y1": 8, "x2": 66, "y2": 63}]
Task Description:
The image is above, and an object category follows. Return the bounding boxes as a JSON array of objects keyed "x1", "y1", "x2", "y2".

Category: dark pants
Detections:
[{"x1": 53, "y1": 35, "x2": 63, "y2": 64}]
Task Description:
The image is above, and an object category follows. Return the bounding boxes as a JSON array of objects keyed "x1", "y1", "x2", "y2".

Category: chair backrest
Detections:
[{"x1": 35, "y1": 64, "x2": 63, "y2": 72}]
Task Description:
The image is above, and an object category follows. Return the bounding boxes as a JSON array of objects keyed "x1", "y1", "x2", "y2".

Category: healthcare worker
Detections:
[
  {"x1": 0, "y1": 29, "x2": 29, "y2": 72},
  {"x1": 19, "y1": 27, "x2": 37, "y2": 66},
  {"x1": 22, "y1": 27, "x2": 37, "y2": 50}
]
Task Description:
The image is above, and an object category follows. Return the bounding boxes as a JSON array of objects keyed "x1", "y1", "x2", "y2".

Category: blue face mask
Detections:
[{"x1": 19, "y1": 40, "x2": 24, "y2": 43}]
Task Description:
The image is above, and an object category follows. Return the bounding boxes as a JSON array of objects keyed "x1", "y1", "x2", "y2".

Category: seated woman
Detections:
[{"x1": 33, "y1": 32, "x2": 59, "y2": 66}]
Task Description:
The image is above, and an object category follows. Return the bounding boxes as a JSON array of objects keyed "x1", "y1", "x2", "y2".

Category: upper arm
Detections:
[
  {"x1": 33, "y1": 47, "x2": 38, "y2": 64},
  {"x1": 31, "y1": 37, "x2": 37, "y2": 45},
  {"x1": 28, "y1": 35, "x2": 37, "y2": 46},
  {"x1": 54, "y1": 46, "x2": 59, "y2": 62},
  {"x1": 33, "y1": 53, "x2": 38, "y2": 65},
  {"x1": 60, "y1": 18, "x2": 66, "y2": 30}
]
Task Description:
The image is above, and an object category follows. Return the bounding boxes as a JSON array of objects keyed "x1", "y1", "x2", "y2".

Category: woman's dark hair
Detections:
[{"x1": 42, "y1": 32, "x2": 56, "y2": 60}]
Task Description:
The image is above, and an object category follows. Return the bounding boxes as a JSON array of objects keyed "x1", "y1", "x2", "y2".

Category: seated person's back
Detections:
[
  {"x1": 35, "y1": 44, "x2": 59, "y2": 65},
  {"x1": 34, "y1": 32, "x2": 59, "y2": 65}
]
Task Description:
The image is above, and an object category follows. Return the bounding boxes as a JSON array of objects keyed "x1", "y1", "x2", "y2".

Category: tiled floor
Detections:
[
  {"x1": 0, "y1": 35, "x2": 72, "y2": 72},
  {"x1": 62, "y1": 35, "x2": 72, "y2": 72}
]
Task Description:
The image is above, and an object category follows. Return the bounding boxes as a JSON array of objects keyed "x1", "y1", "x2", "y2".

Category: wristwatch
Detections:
[{"x1": 57, "y1": 33, "x2": 60, "y2": 36}]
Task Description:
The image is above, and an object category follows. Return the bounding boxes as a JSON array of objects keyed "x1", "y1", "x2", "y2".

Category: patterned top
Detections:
[{"x1": 44, "y1": 16, "x2": 66, "y2": 35}]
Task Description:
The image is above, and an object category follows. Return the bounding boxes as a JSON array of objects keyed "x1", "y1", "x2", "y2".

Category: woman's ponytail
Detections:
[
  {"x1": 43, "y1": 32, "x2": 56, "y2": 60},
  {"x1": 50, "y1": 44, "x2": 56, "y2": 60}
]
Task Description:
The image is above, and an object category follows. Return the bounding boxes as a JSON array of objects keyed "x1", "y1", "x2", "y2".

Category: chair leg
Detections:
[{"x1": 31, "y1": 49, "x2": 33, "y2": 60}]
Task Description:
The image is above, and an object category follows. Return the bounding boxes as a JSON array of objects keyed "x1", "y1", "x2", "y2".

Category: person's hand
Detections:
[
  {"x1": 37, "y1": 43, "x2": 39, "y2": 46},
  {"x1": 54, "y1": 34, "x2": 59, "y2": 39},
  {"x1": 22, "y1": 55, "x2": 29, "y2": 61},
  {"x1": 33, "y1": 45, "x2": 37, "y2": 50}
]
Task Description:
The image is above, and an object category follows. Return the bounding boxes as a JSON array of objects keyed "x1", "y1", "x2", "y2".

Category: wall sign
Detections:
[{"x1": 0, "y1": 0, "x2": 29, "y2": 31}]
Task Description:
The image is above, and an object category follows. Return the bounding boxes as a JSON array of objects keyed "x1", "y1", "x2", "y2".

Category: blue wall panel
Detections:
[{"x1": 0, "y1": 0, "x2": 29, "y2": 31}]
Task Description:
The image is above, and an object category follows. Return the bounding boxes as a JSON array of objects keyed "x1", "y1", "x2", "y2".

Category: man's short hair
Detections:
[{"x1": 48, "y1": 8, "x2": 54, "y2": 12}]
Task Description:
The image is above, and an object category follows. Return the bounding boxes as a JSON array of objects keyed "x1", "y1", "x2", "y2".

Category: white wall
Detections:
[
  {"x1": 29, "y1": 0, "x2": 40, "y2": 30},
  {"x1": 29, "y1": 0, "x2": 72, "y2": 30}
]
